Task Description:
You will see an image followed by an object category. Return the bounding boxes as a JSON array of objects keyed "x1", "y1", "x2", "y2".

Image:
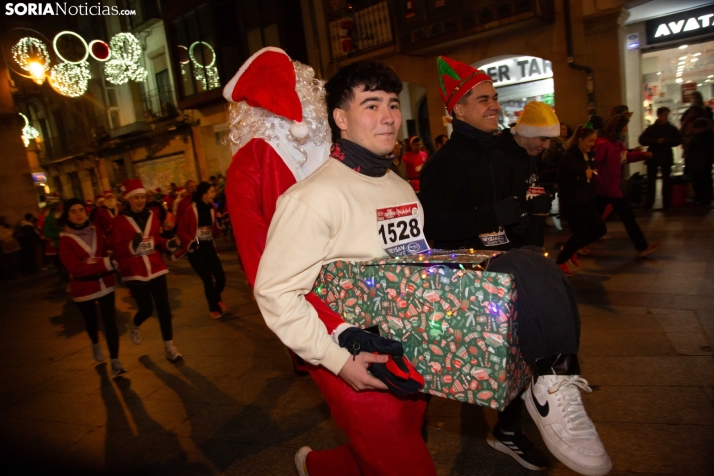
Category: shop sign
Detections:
[
  {"x1": 477, "y1": 56, "x2": 553, "y2": 88},
  {"x1": 32, "y1": 173, "x2": 47, "y2": 184},
  {"x1": 681, "y1": 82, "x2": 698, "y2": 103},
  {"x1": 646, "y1": 4, "x2": 714, "y2": 45}
]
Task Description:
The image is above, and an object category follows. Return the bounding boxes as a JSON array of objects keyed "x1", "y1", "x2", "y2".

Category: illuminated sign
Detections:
[
  {"x1": 476, "y1": 56, "x2": 553, "y2": 88},
  {"x1": 646, "y1": 4, "x2": 714, "y2": 45},
  {"x1": 32, "y1": 173, "x2": 47, "y2": 184}
]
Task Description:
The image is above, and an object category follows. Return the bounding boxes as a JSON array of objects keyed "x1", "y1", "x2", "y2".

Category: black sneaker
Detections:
[{"x1": 487, "y1": 424, "x2": 548, "y2": 471}]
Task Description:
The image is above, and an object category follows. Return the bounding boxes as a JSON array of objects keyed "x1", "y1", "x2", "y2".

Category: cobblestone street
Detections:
[{"x1": 1, "y1": 208, "x2": 713, "y2": 476}]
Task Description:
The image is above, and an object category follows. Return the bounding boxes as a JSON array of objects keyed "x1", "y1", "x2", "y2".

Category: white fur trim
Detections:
[
  {"x1": 222, "y1": 47, "x2": 290, "y2": 103},
  {"x1": 330, "y1": 322, "x2": 356, "y2": 344},
  {"x1": 290, "y1": 121, "x2": 309, "y2": 139},
  {"x1": 124, "y1": 188, "x2": 146, "y2": 199},
  {"x1": 512, "y1": 122, "x2": 560, "y2": 138}
]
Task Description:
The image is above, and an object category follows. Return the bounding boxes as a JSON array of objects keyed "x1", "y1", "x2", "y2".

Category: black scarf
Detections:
[
  {"x1": 67, "y1": 220, "x2": 90, "y2": 231},
  {"x1": 452, "y1": 119, "x2": 498, "y2": 158},
  {"x1": 331, "y1": 138, "x2": 393, "y2": 177},
  {"x1": 121, "y1": 208, "x2": 150, "y2": 231}
]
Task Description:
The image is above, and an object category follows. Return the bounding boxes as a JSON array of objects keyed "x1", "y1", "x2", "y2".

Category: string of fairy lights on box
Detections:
[{"x1": 10, "y1": 31, "x2": 147, "y2": 98}]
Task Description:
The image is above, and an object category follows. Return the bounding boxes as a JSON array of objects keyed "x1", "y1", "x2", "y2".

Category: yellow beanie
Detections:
[{"x1": 511, "y1": 101, "x2": 560, "y2": 138}]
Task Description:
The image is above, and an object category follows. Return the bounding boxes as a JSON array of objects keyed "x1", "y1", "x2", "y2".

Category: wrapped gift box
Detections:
[{"x1": 313, "y1": 250, "x2": 531, "y2": 411}]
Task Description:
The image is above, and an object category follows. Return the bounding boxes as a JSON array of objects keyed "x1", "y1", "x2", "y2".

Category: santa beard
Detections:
[{"x1": 104, "y1": 198, "x2": 117, "y2": 210}]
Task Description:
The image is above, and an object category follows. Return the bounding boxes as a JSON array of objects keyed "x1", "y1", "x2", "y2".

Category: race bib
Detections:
[
  {"x1": 136, "y1": 237, "x2": 155, "y2": 256},
  {"x1": 478, "y1": 227, "x2": 509, "y2": 247},
  {"x1": 526, "y1": 186, "x2": 545, "y2": 200},
  {"x1": 376, "y1": 203, "x2": 430, "y2": 257},
  {"x1": 197, "y1": 226, "x2": 212, "y2": 240}
]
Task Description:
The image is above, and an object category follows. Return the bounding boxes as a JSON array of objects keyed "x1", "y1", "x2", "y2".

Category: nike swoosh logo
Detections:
[{"x1": 531, "y1": 388, "x2": 549, "y2": 417}]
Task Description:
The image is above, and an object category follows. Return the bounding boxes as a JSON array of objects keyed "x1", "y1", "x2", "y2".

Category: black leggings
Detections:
[
  {"x1": 76, "y1": 292, "x2": 119, "y2": 359},
  {"x1": 187, "y1": 242, "x2": 226, "y2": 313},
  {"x1": 557, "y1": 203, "x2": 607, "y2": 264},
  {"x1": 595, "y1": 195, "x2": 648, "y2": 251},
  {"x1": 127, "y1": 274, "x2": 173, "y2": 341}
]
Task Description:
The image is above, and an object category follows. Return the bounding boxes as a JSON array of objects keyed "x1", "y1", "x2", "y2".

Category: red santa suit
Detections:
[
  {"x1": 93, "y1": 205, "x2": 118, "y2": 238},
  {"x1": 112, "y1": 209, "x2": 169, "y2": 282},
  {"x1": 224, "y1": 47, "x2": 433, "y2": 476},
  {"x1": 174, "y1": 193, "x2": 193, "y2": 226},
  {"x1": 59, "y1": 227, "x2": 115, "y2": 302},
  {"x1": 175, "y1": 202, "x2": 222, "y2": 257},
  {"x1": 402, "y1": 148, "x2": 428, "y2": 192}
]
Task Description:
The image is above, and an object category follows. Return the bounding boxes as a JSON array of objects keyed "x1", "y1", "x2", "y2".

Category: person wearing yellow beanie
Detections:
[{"x1": 496, "y1": 101, "x2": 559, "y2": 248}]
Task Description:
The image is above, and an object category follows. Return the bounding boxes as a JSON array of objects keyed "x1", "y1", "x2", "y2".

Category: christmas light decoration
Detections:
[
  {"x1": 11, "y1": 37, "x2": 51, "y2": 84},
  {"x1": 20, "y1": 113, "x2": 40, "y2": 147},
  {"x1": 104, "y1": 33, "x2": 147, "y2": 85},
  {"x1": 89, "y1": 40, "x2": 110, "y2": 61},
  {"x1": 49, "y1": 61, "x2": 91, "y2": 97},
  {"x1": 53, "y1": 31, "x2": 89, "y2": 63},
  {"x1": 189, "y1": 41, "x2": 220, "y2": 90}
]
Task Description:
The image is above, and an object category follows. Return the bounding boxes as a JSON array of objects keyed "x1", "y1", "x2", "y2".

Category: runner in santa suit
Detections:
[
  {"x1": 112, "y1": 179, "x2": 182, "y2": 362},
  {"x1": 58, "y1": 198, "x2": 126, "y2": 376},
  {"x1": 225, "y1": 50, "x2": 432, "y2": 476},
  {"x1": 92, "y1": 190, "x2": 120, "y2": 238},
  {"x1": 176, "y1": 181, "x2": 225, "y2": 319}
]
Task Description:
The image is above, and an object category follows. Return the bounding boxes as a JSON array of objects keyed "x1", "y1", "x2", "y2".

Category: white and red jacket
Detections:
[
  {"x1": 93, "y1": 206, "x2": 118, "y2": 238},
  {"x1": 111, "y1": 210, "x2": 170, "y2": 282},
  {"x1": 59, "y1": 227, "x2": 116, "y2": 302},
  {"x1": 175, "y1": 202, "x2": 222, "y2": 259}
]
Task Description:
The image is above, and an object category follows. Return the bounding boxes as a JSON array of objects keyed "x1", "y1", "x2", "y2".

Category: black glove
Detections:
[
  {"x1": 493, "y1": 197, "x2": 524, "y2": 226},
  {"x1": 526, "y1": 193, "x2": 555, "y2": 215},
  {"x1": 369, "y1": 355, "x2": 425, "y2": 396},
  {"x1": 187, "y1": 240, "x2": 199, "y2": 253},
  {"x1": 337, "y1": 327, "x2": 404, "y2": 357},
  {"x1": 166, "y1": 238, "x2": 178, "y2": 252},
  {"x1": 131, "y1": 233, "x2": 143, "y2": 252},
  {"x1": 511, "y1": 213, "x2": 529, "y2": 235}
]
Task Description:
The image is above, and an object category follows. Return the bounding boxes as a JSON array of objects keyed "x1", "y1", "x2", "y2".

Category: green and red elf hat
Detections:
[{"x1": 437, "y1": 56, "x2": 493, "y2": 116}]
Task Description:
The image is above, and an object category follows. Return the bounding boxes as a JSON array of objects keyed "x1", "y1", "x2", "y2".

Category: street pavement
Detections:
[{"x1": 0, "y1": 206, "x2": 713, "y2": 476}]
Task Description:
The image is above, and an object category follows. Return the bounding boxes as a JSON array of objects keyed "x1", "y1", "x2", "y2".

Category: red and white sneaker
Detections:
[
  {"x1": 637, "y1": 243, "x2": 659, "y2": 258},
  {"x1": 569, "y1": 253, "x2": 580, "y2": 268},
  {"x1": 210, "y1": 311, "x2": 222, "y2": 319},
  {"x1": 218, "y1": 301, "x2": 227, "y2": 313},
  {"x1": 558, "y1": 262, "x2": 576, "y2": 277}
]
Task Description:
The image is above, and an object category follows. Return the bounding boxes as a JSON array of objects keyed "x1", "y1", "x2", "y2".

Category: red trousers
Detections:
[{"x1": 305, "y1": 365, "x2": 436, "y2": 476}]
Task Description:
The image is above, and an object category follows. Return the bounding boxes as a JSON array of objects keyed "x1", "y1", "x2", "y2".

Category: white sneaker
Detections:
[
  {"x1": 524, "y1": 375, "x2": 612, "y2": 476},
  {"x1": 92, "y1": 343, "x2": 105, "y2": 362},
  {"x1": 111, "y1": 359, "x2": 127, "y2": 376},
  {"x1": 164, "y1": 340, "x2": 182, "y2": 362},
  {"x1": 294, "y1": 446, "x2": 312, "y2": 476},
  {"x1": 130, "y1": 325, "x2": 141, "y2": 345}
]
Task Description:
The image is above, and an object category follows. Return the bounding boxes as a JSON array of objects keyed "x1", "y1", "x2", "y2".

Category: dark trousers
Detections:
[
  {"x1": 595, "y1": 195, "x2": 648, "y2": 251},
  {"x1": 691, "y1": 169, "x2": 713, "y2": 206},
  {"x1": 187, "y1": 243, "x2": 226, "y2": 313},
  {"x1": 76, "y1": 292, "x2": 119, "y2": 359},
  {"x1": 127, "y1": 274, "x2": 173, "y2": 341},
  {"x1": 557, "y1": 204, "x2": 607, "y2": 264},
  {"x1": 645, "y1": 162, "x2": 672, "y2": 209}
]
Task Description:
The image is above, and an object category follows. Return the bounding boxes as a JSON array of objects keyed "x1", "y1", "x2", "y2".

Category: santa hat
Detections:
[
  {"x1": 95, "y1": 195, "x2": 104, "y2": 201},
  {"x1": 437, "y1": 56, "x2": 492, "y2": 116},
  {"x1": 155, "y1": 187, "x2": 162, "y2": 193},
  {"x1": 222, "y1": 47, "x2": 308, "y2": 139},
  {"x1": 103, "y1": 190, "x2": 114, "y2": 198},
  {"x1": 123, "y1": 179, "x2": 146, "y2": 199},
  {"x1": 510, "y1": 101, "x2": 560, "y2": 138}
]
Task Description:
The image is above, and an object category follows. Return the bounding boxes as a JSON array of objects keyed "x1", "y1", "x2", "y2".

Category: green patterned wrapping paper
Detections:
[{"x1": 312, "y1": 251, "x2": 531, "y2": 411}]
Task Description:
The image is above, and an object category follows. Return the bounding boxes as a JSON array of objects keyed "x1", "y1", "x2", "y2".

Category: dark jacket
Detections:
[
  {"x1": 686, "y1": 128, "x2": 714, "y2": 171},
  {"x1": 496, "y1": 129, "x2": 547, "y2": 248},
  {"x1": 419, "y1": 120, "x2": 508, "y2": 250},
  {"x1": 556, "y1": 147, "x2": 597, "y2": 218},
  {"x1": 638, "y1": 121, "x2": 681, "y2": 166}
]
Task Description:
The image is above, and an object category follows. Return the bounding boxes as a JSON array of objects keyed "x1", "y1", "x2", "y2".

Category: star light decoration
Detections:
[
  {"x1": 104, "y1": 33, "x2": 147, "y2": 85},
  {"x1": 189, "y1": 41, "x2": 220, "y2": 90},
  {"x1": 19, "y1": 113, "x2": 40, "y2": 147},
  {"x1": 11, "y1": 37, "x2": 51, "y2": 83}
]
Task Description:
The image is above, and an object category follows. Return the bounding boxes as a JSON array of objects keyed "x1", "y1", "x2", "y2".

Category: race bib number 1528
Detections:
[{"x1": 376, "y1": 203, "x2": 430, "y2": 257}]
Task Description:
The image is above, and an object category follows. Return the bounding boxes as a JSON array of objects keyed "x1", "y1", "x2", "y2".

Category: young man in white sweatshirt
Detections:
[{"x1": 254, "y1": 60, "x2": 435, "y2": 476}]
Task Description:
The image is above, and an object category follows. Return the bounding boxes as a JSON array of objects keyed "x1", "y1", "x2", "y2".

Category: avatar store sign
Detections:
[{"x1": 646, "y1": 4, "x2": 714, "y2": 46}]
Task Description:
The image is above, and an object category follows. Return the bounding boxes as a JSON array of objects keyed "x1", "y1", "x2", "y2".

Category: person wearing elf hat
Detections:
[
  {"x1": 111, "y1": 179, "x2": 182, "y2": 362},
  {"x1": 93, "y1": 190, "x2": 120, "y2": 238},
  {"x1": 421, "y1": 56, "x2": 611, "y2": 476},
  {"x1": 496, "y1": 101, "x2": 559, "y2": 248},
  {"x1": 225, "y1": 49, "x2": 431, "y2": 475}
]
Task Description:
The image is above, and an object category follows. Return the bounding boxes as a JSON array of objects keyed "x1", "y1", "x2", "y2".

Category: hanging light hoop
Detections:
[
  {"x1": 88, "y1": 39, "x2": 111, "y2": 62},
  {"x1": 53, "y1": 30, "x2": 89, "y2": 64},
  {"x1": 177, "y1": 45, "x2": 189, "y2": 65},
  {"x1": 19, "y1": 112, "x2": 30, "y2": 127},
  {"x1": 11, "y1": 37, "x2": 51, "y2": 73},
  {"x1": 3, "y1": 27, "x2": 53, "y2": 79},
  {"x1": 189, "y1": 41, "x2": 216, "y2": 68}
]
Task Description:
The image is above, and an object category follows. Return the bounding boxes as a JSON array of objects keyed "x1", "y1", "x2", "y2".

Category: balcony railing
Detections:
[
  {"x1": 141, "y1": 87, "x2": 179, "y2": 121},
  {"x1": 328, "y1": 1, "x2": 394, "y2": 60}
]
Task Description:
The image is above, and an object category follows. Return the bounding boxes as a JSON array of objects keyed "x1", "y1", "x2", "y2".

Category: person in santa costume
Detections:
[
  {"x1": 176, "y1": 181, "x2": 225, "y2": 319},
  {"x1": 92, "y1": 190, "x2": 120, "y2": 238},
  {"x1": 225, "y1": 49, "x2": 433, "y2": 475},
  {"x1": 112, "y1": 179, "x2": 182, "y2": 362},
  {"x1": 58, "y1": 198, "x2": 126, "y2": 376}
]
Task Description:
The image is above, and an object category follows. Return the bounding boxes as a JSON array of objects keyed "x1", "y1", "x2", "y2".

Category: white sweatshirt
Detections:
[{"x1": 254, "y1": 159, "x2": 425, "y2": 374}]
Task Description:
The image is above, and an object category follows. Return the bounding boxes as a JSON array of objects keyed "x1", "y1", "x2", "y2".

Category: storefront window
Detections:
[{"x1": 474, "y1": 56, "x2": 554, "y2": 129}]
